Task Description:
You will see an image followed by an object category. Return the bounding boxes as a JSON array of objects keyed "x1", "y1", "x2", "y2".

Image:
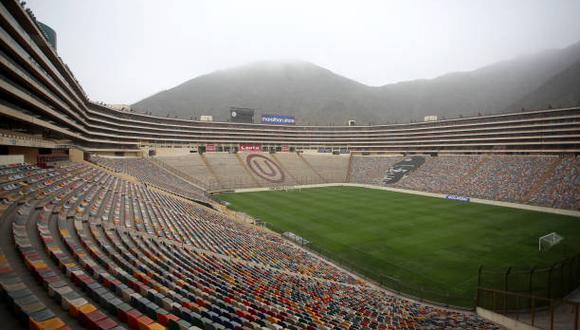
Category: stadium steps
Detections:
[
  {"x1": 84, "y1": 160, "x2": 139, "y2": 185},
  {"x1": 148, "y1": 158, "x2": 208, "y2": 191},
  {"x1": 523, "y1": 157, "x2": 563, "y2": 203},
  {"x1": 345, "y1": 154, "x2": 353, "y2": 182},
  {"x1": 88, "y1": 160, "x2": 203, "y2": 206},
  {"x1": 297, "y1": 153, "x2": 327, "y2": 183},
  {"x1": 270, "y1": 154, "x2": 299, "y2": 185},
  {"x1": 235, "y1": 154, "x2": 262, "y2": 187},
  {"x1": 199, "y1": 154, "x2": 224, "y2": 190}
]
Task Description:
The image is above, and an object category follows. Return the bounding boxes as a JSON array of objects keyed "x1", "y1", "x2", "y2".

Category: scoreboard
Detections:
[{"x1": 230, "y1": 107, "x2": 255, "y2": 123}]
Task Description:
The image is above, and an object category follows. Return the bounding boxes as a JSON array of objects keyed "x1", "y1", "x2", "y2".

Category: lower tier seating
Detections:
[
  {"x1": 89, "y1": 156, "x2": 207, "y2": 201},
  {"x1": 350, "y1": 155, "x2": 579, "y2": 210},
  {"x1": 0, "y1": 162, "x2": 500, "y2": 329}
]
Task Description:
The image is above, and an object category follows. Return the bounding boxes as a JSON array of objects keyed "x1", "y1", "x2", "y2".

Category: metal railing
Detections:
[
  {"x1": 477, "y1": 287, "x2": 580, "y2": 330},
  {"x1": 477, "y1": 255, "x2": 580, "y2": 303}
]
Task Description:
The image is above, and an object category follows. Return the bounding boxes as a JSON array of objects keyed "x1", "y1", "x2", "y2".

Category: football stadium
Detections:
[{"x1": 0, "y1": 1, "x2": 580, "y2": 329}]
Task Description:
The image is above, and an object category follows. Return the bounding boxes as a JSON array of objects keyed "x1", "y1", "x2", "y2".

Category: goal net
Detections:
[{"x1": 539, "y1": 232, "x2": 563, "y2": 252}]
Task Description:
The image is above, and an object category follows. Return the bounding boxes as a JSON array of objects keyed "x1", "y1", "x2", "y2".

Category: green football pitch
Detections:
[{"x1": 216, "y1": 186, "x2": 580, "y2": 307}]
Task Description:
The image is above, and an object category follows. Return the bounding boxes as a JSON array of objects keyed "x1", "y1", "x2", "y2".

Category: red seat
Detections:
[{"x1": 95, "y1": 317, "x2": 119, "y2": 330}]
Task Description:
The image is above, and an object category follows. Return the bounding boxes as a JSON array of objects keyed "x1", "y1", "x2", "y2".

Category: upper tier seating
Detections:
[{"x1": 0, "y1": 162, "x2": 500, "y2": 329}]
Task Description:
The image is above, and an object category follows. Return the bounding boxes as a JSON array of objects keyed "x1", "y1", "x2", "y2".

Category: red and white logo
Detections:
[{"x1": 246, "y1": 154, "x2": 285, "y2": 183}]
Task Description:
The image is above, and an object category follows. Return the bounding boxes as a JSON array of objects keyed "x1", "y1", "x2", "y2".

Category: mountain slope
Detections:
[
  {"x1": 132, "y1": 41, "x2": 580, "y2": 124},
  {"x1": 133, "y1": 61, "x2": 387, "y2": 124},
  {"x1": 377, "y1": 41, "x2": 580, "y2": 120},
  {"x1": 506, "y1": 59, "x2": 580, "y2": 111}
]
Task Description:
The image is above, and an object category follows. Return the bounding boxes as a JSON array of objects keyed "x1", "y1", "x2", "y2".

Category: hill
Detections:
[
  {"x1": 506, "y1": 59, "x2": 580, "y2": 111},
  {"x1": 132, "y1": 41, "x2": 580, "y2": 124},
  {"x1": 132, "y1": 61, "x2": 385, "y2": 124}
]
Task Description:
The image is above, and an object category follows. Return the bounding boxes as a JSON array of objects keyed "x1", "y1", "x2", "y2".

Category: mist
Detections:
[{"x1": 26, "y1": 0, "x2": 580, "y2": 105}]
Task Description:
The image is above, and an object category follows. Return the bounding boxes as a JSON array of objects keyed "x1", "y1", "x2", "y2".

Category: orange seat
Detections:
[
  {"x1": 29, "y1": 317, "x2": 66, "y2": 330},
  {"x1": 137, "y1": 315, "x2": 154, "y2": 330},
  {"x1": 70, "y1": 303, "x2": 96, "y2": 318},
  {"x1": 145, "y1": 322, "x2": 166, "y2": 330}
]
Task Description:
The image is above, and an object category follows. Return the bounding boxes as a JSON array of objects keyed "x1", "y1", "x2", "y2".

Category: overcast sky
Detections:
[{"x1": 27, "y1": 0, "x2": 580, "y2": 105}]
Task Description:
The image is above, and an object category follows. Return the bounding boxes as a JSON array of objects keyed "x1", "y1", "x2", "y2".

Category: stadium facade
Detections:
[{"x1": 0, "y1": 0, "x2": 579, "y2": 160}]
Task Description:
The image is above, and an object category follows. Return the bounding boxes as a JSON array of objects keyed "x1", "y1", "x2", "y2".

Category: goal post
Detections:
[{"x1": 539, "y1": 232, "x2": 563, "y2": 252}]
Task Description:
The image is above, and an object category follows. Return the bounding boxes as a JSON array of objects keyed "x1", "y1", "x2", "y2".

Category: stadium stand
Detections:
[
  {"x1": 529, "y1": 157, "x2": 580, "y2": 210},
  {"x1": 349, "y1": 156, "x2": 402, "y2": 185},
  {"x1": 89, "y1": 156, "x2": 207, "y2": 201},
  {"x1": 0, "y1": 162, "x2": 502, "y2": 329},
  {"x1": 391, "y1": 156, "x2": 484, "y2": 194},
  {"x1": 348, "y1": 155, "x2": 579, "y2": 210},
  {"x1": 24, "y1": 151, "x2": 580, "y2": 213},
  {"x1": 201, "y1": 153, "x2": 257, "y2": 190},
  {"x1": 300, "y1": 154, "x2": 350, "y2": 183},
  {"x1": 154, "y1": 155, "x2": 216, "y2": 189},
  {"x1": 156, "y1": 153, "x2": 352, "y2": 191},
  {"x1": 258, "y1": 153, "x2": 322, "y2": 185},
  {"x1": 454, "y1": 155, "x2": 560, "y2": 204},
  {"x1": 235, "y1": 153, "x2": 294, "y2": 187}
]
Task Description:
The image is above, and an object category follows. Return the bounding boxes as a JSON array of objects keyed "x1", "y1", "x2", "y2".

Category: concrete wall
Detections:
[
  {"x1": 7, "y1": 146, "x2": 38, "y2": 164},
  {"x1": 69, "y1": 148, "x2": 85, "y2": 162},
  {"x1": 476, "y1": 307, "x2": 540, "y2": 330},
  {"x1": 0, "y1": 155, "x2": 24, "y2": 165},
  {"x1": 153, "y1": 147, "x2": 194, "y2": 157},
  {"x1": 94, "y1": 151, "x2": 142, "y2": 158}
]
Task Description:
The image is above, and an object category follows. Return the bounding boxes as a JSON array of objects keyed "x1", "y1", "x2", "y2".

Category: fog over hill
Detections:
[{"x1": 132, "y1": 41, "x2": 580, "y2": 124}]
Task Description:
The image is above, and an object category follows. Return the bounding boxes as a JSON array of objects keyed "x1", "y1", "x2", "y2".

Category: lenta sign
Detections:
[
  {"x1": 246, "y1": 154, "x2": 285, "y2": 183},
  {"x1": 239, "y1": 144, "x2": 261, "y2": 152}
]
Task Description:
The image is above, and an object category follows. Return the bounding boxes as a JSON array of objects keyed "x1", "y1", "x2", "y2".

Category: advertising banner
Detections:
[
  {"x1": 281, "y1": 145, "x2": 289, "y2": 152},
  {"x1": 446, "y1": 195, "x2": 470, "y2": 202},
  {"x1": 240, "y1": 144, "x2": 262, "y2": 152},
  {"x1": 206, "y1": 144, "x2": 217, "y2": 152},
  {"x1": 261, "y1": 114, "x2": 296, "y2": 125}
]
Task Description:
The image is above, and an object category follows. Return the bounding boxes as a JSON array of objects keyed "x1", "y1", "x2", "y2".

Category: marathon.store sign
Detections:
[
  {"x1": 240, "y1": 144, "x2": 262, "y2": 152},
  {"x1": 261, "y1": 114, "x2": 296, "y2": 125}
]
